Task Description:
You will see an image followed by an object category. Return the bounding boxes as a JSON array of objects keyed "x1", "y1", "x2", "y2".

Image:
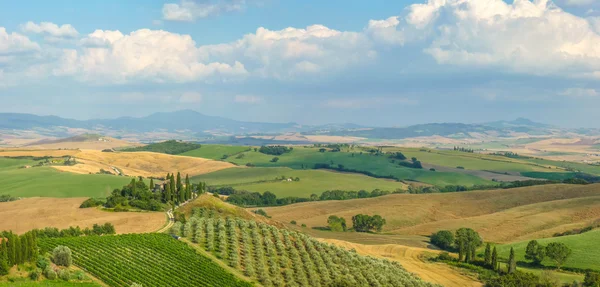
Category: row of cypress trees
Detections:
[
  {"x1": 0, "y1": 231, "x2": 38, "y2": 275},
  {"x1": 162, "y1": 172, "x2": 206, "y2": 205}
]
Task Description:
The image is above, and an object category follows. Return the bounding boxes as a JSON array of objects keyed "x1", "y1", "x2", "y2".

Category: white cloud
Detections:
[
  {"x1": 55, "y1": 29, "x2": 247, "y2": 84},
  {"x1": 234, "y1": 94, "x2": 262, "y2": 103},
  {"x1": 0, "y1": 27, "x2": 40, "y2": 54},
  {"x1": 559, "y1": 88, "x2": 599, "y2": 97},
  {"x1": 21, "y1": 22, "x2": 79, "y2": 38},
  {"x1": 399, "y1": 0, "x2": 600, "y2": 78},
  {"x1": 179, "y1": 92, "x2": 203, "y2": 103},
  {"x1": 163, "y1": 0, "x2": 246, "y2": 22}
]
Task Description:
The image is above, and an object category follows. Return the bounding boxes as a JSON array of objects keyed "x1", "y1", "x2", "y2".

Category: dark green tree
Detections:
[
  {"x1": 545, "y1": 242, "x2": 572, "y2": 270},
  {"x1": 176, "y1": 172, "x2": 182, "y2": 193},
  {"x1": 507, "y1": 247, "x2": 517, "y2": 274},
  {"x1": 484, "y1": 243, "x2": 492, "y2": 267},
  {"x1": 525, "y1": 240, "x2": 545, "y2": 266},
  {"x1": 150, "y1": 178, "x2": 154, "y2": 190},
  {"x1": 455, "y1": 228, "x2": 482, "y2": 263},
  {"x1": 431, "y1": 230, "x2": 454, "y2": 251},
  {"x1": 327, "y1": 216, "x2": 347, "y2": 232},
  {"x1": 584, "y1": 271, "x2": 600, "y2": 287},
  {"x1": 492, "y1": 246, "x2": 498, "y2": 271},
  {"x1": 170, "y1": 175, "x2": 176, "y2": 203},
  {"x1": 0, "y1": 239, "x2": 9, "y2": 276}
]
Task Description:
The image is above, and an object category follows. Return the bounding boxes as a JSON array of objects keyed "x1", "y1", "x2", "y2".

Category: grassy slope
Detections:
[
  {"x1": 192, "y1": 167, "x2": 407, "y2": 197},
  {"x1": 262, "y1": 184, "x2": 600, "y2": 244},
  {"x1": 180, "y1": 145, "x2": 250, "y2": 160},
  {"x1": 0, "y1": 158, "x2": 130, "y2": 198},
  {"x1": 495, "y1": 230, "x2": 600, "y2": 270},
  {"x1": 226, "y1": 147, "x2": 492, "y2": 187}
]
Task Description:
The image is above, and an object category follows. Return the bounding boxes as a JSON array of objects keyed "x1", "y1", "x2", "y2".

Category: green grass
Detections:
[
  {"x1": 495, "y1": 230, "x2": 600, "y2": 271},
  {"x1": 192, "y1": 167, "x2": 407, "y2": 197},
  {"x1": 180, "y1": 145, "x2": 251, "y2": 160},
  {"x1": 523, "y1": 158, "x2": 600, "y2": 176},
  {"x1": 0, "y1": 281, "x2": 100, "y2": 287},
  {"x1": 520, "y1": 172, "x2": 580, "y2": 181},
  {"x1": 38, "y1": 234, "x2": 252, "y2": 287},
  {"x1": 0, "y1": 158, "x2": 130, "y2": 198},
  {"x1": 224, "y1": 147, "x2": 493, "y2": 187}
]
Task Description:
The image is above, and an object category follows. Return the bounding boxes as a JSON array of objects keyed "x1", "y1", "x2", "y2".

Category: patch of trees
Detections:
[
  {"x1": 104, "y1": 173, "x2": 205, "y2": 211},
  {"x1": 33, "y1": 223, "x2": 116, "y2": 238},
  {"x1": 352, "y1": 214, "x2": 386, "y2": 232},
  {"x1": 327, "y1": 216, "x2": 347, "y2": 232},
  {"x1": 431, "y1": 230, "x2": 455, "y2": 250},
  {"x1": 388, "y1": 152, "x2": 407, "y2": 160},
  {"x1": 553, "y1": 223, "x2": 599, "y2": 237},
  {"x1": 0, "y1": 194, "x2": 18, "y2": 202},
  {"x1": 398, "y1": 157, "x2": 423, "y2": 169},
  {"x1": 258, "y1": 145, "x2": 293, "y2": 155},
  {"x1": 491, "y1": 151, "x2": 530, "y2": 159},
  {"x1": 453, "y1": 146, "x2": 474, "y2": 153},
  {"x1": 79, "y1": 198, "x2": 104, "y2": 208},
  {"x1": 215, "y1": 187, "x2": 398, "y2": 207},
  {"x1": 0, "y1": 230, "x2": 38, "y2": 275},
  {"x1": 122, "y1": 140, "x2": 201, "y2": 155}
]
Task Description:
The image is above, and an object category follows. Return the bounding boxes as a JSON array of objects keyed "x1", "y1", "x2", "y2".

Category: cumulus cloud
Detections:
[
  {"x1": 163, "y1": 0, "x2": 246, "y2": 22},
  {"x1": 234, "y1": 94, "x2": 262, "y2": 103},
  {"x1": 55, "y1": 29, "x2": 247, "y2": 84},
  {"x1": 0, "y1": 27, "x2": 40, "y2": 54},
  {"x1": 21, "y1": 22, "x2": 79, "y2": 38}
]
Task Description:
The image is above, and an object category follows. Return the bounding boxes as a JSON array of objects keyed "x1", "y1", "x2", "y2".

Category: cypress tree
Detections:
[
  {"x1": 165, "y1": 182, "x2": 172, "y2": 203},
  {"x1": 185, "y1": 174, "x2": 190, "y2": 201},
  {"x1": 484, "y1": 243, "x2": 492, "y2": 267},
  {"x1": 150, "y1": 178, "x2": 154, "y2": 190},
  {"x1": 176, "y1": 172, "x2": 182, "y2": 193},
  {"x1": 0, "y1": 239, "x2": 9, "y2": 276},
  {"x1": 170, "y1": 175, "x2": 176, "y2": 203},
  {"x1": 507, "y1": 247, "x2": 516, "y2": 274},
  {"x1": 491, "y1": 247, "x2": 498, "y2": 271}
]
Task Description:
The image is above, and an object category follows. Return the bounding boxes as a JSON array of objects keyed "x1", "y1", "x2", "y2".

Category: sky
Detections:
[{"x1": 1, "y1": 0, "x2": 600, "y2": 127}]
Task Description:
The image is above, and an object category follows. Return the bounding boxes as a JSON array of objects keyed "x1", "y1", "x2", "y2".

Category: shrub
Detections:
[
  {"x1": 436, "y1": 252, "x2": 453, "y2": 261},
  {"x1": 58, "y1": 268, "x2": 71, "y2": 281},
  {"x1": 74, "y1": 270, "x2": 87, "y2": 280},
  {"x1": 52, "y1": 245, "x2": 73, "y2": 267},
  {"x1": 290, "y1": 220, "x2": 297, "y2": 225},
  {"x1": 29, "y1": 269, "x2": 42, "y2": 281},
  {"x1": 44, "y1": 267, "x2": 57, "y2": 280},
  {"x1": 270, "y1": 157, "x2": 279, "y2": 163},
  {"x1": 36, "y1": 256, "x2": 50, "y2": 270}
]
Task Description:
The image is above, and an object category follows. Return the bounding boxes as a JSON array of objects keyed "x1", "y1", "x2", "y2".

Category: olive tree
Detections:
[{"x1": 52, "y1": 246, "x2": 72, "y2": 267}]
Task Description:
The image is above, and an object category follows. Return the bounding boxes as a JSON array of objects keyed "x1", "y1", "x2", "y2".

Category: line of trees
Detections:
[
  {"x1": 454, "y1": 146, "x2": 474, "y2": 153},
  {"x1": 33, "y1": 223, "x2": 116, "y2": 238},
  {"x1": 0, "y1": 231, "x2": 38, "y2": 275}
]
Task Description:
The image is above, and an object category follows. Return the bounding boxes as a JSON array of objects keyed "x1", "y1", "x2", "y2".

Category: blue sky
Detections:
[{"x1": 1, "y1": 0, "x2": 600, "y2": 127}]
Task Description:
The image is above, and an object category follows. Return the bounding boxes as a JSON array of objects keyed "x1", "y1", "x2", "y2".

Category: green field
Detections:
[
  {"x1": 0, "y1": 282, "x2": 100, "y2": 287},
  {"x1": 38, "y1": 233, "x2": 252, "y2": 287},
  {"x1": 223, "y1": 147, "x2": 493, "y2": 187},
  {"x1": 181, "y1": 145, "x2": 251, "y2": 160},
  {"x1": 0, "y1": 158, "x2": 130, "y2": 198},
  {"x1": 495, "y1": 230, "x2": 600, "y2": 271},
  {"x1": 192, "y1": 167, "x2": 407, "y2": 197}
]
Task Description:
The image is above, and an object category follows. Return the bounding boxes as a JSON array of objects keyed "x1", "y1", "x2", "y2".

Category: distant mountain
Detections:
[
  {"x1": 484, "y1": 117, "x2": 554, "y2": 129},
  {"x1": 0, "y1": 110, "x2": 300, "y2": 135}
]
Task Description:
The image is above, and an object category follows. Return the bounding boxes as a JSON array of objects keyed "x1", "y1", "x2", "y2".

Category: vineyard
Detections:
[
  {"x1": 38, "y1": 233, "x2": 252, "y2": 287},
  {"x1": 172, "y1": 207, "x2": 439, "y2": 287}
]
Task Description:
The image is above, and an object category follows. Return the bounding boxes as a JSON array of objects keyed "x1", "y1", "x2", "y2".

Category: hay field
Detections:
[
  {"x1": 263, "y1": 184, "x2": 600, "y2": 243},
  {"x1": 322, "y1": 239, "x2": 482, "y2": 287},
  {"x1": 0, "y1": 197, "x2": 165, "y2": 234},
  {"x1": 0, "y1": 149, "x2": 235, "y2": 177}
]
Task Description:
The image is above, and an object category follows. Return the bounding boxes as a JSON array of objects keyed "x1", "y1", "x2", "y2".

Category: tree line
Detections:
[
  {"x1": 258, "y1": 145, "x2": 293, "y2": 156},
  {"x1": 210, "y1": 186, "x2": 399, "y2": 207},
  {"x1": 0, "y1": 231, "x2": 38, "y2": 275},
  {"x1": 99, "y1": 173, "x2": 207, "y2": 211}
]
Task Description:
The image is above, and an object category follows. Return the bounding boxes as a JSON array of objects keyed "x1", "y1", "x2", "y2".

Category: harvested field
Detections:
[
  {"x1": 263, "y1": 184, "x2": 600, "y2": 243},
  {"x1": 322, "y1": 239, "x2": 482, "y2": 287},
  {"x1": 0, "y1": 197, "x2": 165, "y2": 234}
]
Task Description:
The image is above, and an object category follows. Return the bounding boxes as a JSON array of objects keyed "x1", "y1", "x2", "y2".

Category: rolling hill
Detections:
[{"x1": 262, "y1": 184, "x2": 600, "y2": 244}]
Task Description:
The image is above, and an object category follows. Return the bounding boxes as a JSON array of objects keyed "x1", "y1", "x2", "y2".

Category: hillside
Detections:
[
  {"x1": 121, "y1": 140, "x2": 201, "y2": 155},
  {"x1": 262, "y1": 184, "x2": 600, "y2": 243},
  {"x1": 25, "y1": 134, "x2": 141, "y2": 150}
]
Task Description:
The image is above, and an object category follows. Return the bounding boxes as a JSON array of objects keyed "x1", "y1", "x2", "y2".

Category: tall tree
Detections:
[
  {"x1": 455, "y1": 228, "x2": 482, "y2": 263},
  {"x1": 170, "y1": 175, "x2": 176, "y2": 203},
  {"x1": 507, "y1": 247, "x2": 517, "y2": 274},
  {"x1": 491, "y1": 247, "x2": 498, "y2": 271},
  {"x1": 484, "y1": 243, "x2": 492, "y2": 267},
  {"x1": 176, "y1": 172, "x2": 182, "y2": 193},
  {"x1": 185, "y1": 174, "x2": 190, "y2": 200},
  {"x1": 149, "y1": 178, "x2": 154, "y2": 190},
  {"x1": 0, "y1": 239, "x2": 9, "y2": 276}
]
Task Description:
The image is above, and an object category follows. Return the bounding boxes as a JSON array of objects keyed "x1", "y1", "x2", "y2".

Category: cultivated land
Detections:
[
  {"x1": 192, "y1": 167, "x2": 407, "y2": 197},
  {"x1": 0, "y1": 197, "x2": 165, "y2": 234},
  {"x1": 225, "y1": 146, "x2": 494, "y2": 187},
  {"x1": 0, "y1": 157, "x2": 130, "y2": 198},
  {"x1": 496, "y1": 230, "x2": 600, "y2": 271},
  {"x1": 25, "y1": 134, "x2": 141, "y2": 150},
  {"x1": 181, "y1": 145, "x2": 251, "y2": 160},
  {"x1": 322, "y1": 238, "x2": 482, "y2": 287},
  {"x1": 262, "y1": 184, "x2": 600, "y2": 243},
  {"x1": 0, "y1": 149, "x2": 234, "y2": 178}
]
